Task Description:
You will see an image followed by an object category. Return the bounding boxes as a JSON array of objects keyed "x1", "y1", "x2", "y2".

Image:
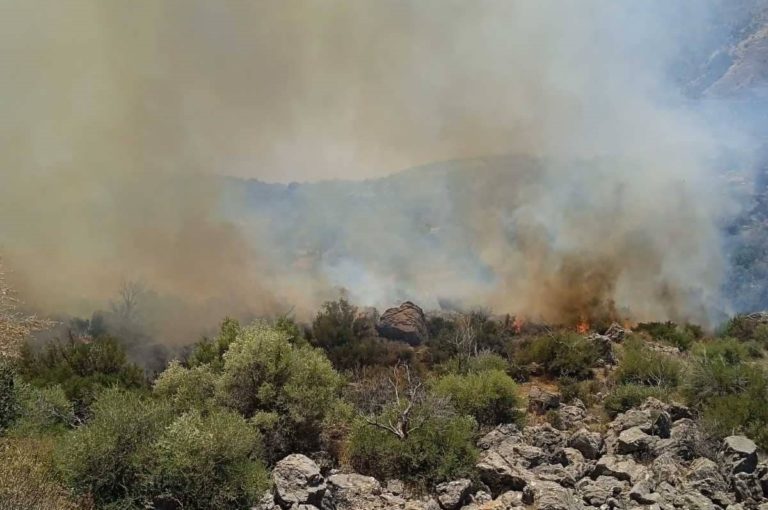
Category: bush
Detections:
[
  {"x1": 18, "y1": 336, "x2": 145, "y2": 413},
  {"x1": 558, "y1": 376, "x2": 601, "y2": 407},
  {"x1": 0, "y1": 437, "x2": 89, "y2": 510},
  {"x1": 684, "y1": 354, "x2": 761, "y2": 403},
  {"x1": 153, "y1": 360, "x2": 217, "y2": 413},
  {"x1": 187, "y1": 317, "x2": 241, "y2": 371},
  {"x1": 10, "y1": 383, "x2": 75, "y2": 435},
  {"x1": 55, "y1": 389, "x2": 173, "y2": 506},
  {"x1": 216, "y1": 321, "x2": 342, "y2": 455},
  {"x1": 604, "y1": 384, "x2": 669, "y2": 418},
  {"x1": 0, "y1": 360, "x2": 17, "y2": 432},
  {"x1": 347, "y1": 412, "x2": 477, "y2": 487},
  {"x1": 691, "y1": 337, "x2": 760, "y2": 364},
  {"x1": 700, "y1": 391, "x2": 768, "y2": 450},
  {"x1": 432, "y1": 369, "x2": 521, "y2": 426},
  {"x1": 514, "y1": 332, "x2": 600, "y2": 379},
  {"x1": 613, "y1": 337, "x2": 682, "y2": 388},
  {"x1": 149, "y1": 409, "x2": 269, "y2": 510},
  {"x1": 635, "y1": 321, "x2": 698, "y2": 351}
]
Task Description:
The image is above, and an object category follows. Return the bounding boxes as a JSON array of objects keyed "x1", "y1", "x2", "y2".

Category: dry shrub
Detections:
[{"x1": 0, "y1": 437, "x2": 91, "y2": 510}]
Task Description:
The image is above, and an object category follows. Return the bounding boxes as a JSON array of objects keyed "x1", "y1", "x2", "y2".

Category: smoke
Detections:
[{"x1": 0, "y1": 0, "x2": 763, "y2": 336}]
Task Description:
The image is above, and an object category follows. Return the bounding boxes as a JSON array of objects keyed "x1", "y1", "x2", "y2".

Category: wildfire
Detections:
[
  {"x1": 512, "y1": 315, "x2": 525, "y2": 334},
  {"x1": 576, "y1": 318, "x2": 589, "y2": 334}
]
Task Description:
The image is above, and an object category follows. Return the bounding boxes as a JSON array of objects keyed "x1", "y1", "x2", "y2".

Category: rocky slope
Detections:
[{"x1": 257, "y1": 395, "x2": 768, "y2": 510}]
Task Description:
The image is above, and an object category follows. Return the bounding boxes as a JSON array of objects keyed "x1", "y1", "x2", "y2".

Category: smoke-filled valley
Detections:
[{"x1": 8, "y1": 3, "x2": 768, "y2": 509}]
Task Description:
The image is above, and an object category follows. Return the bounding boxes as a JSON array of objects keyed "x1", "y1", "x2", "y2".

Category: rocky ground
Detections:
[{"x1": 257, "y1": 394, "x2": 768, "y2": 510}]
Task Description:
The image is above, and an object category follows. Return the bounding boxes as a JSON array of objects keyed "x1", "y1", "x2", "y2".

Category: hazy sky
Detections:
[{"x1": 0, "y1": 0, "x2": 722, "y2": 183}]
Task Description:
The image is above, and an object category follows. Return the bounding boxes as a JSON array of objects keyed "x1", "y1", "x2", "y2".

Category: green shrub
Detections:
[
  {"x1": 691, "y1": 337, "x2": 759, "y2": 365},
  {"x1": 432, "y1": 369, "x2": 521, "y2": 426},
  {"x1": 18, "y1": 336, "x2": 145, "y2": 412},
  {"x1": 55, "y1": 389, "x2": 173, "y2": 506},
  {"x1": 187, "y1": 317, "x2": 241, "y2": 371},
  {"x1": 10, "y1": 383, "x2": 75, "y2": 435},
  {"x1": 614, "y1": 337, "x2": 682, "y2": 388},
  {"x1": 216, "y1": 321, "x2": 342, "y2": 455},
  {"x1": 514, "y1": 332, "x2": 600, "y2": 379},
  {"x1": 0, "y1": 360, "x2": 18, "y2": 432},
  {"x1": 558, "y1": 376, "x2": 601, "y2": 406},
  {"x1": 152, "y1": 360, "x2": 217, "y2": 413},
  {"x1": 635, "y1": 321, "x2": 698, "y2": 351},
  {"x1": 700, "y1": 391, "x2": 768, "y2": 450},
  {"x1": 684, "y1": 355, "x2": 762, "y2": 403},
  {"x1": 149, "y1": 409, "x2": 269, "y2": 510},
  {"x1": 604, "y1": 384, "x2": 669, "y2": 418},
  {"x1": 347, "y1": 413, "x2": 477, "y2": 487}
]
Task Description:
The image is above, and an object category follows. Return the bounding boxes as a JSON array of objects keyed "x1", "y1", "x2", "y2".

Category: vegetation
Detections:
[
  {"x1": 6, "y1": 282, "x2": 768, "y2": 503},
  {"x1": 432, "y1": 368, "x2": 521, "y2": 426},
  {"x1": 513, "y1": 331, "x2": 600, "y2": 379},
  {"x1": 613, "y1": 336, "x2": 682, "y2": 388}
]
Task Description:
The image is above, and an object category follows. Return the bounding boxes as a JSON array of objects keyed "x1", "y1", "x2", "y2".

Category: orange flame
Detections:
[
  {"x1": 512, "y1": 316, "x2": 525, "y2": 334},
  {"x1": 576, "y1": 318, "x2": 589, "y2": 334}
]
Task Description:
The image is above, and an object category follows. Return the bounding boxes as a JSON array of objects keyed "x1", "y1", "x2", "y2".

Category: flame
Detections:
[
  {"x1": 576, "y1": 318, "x2": 589, "y2": 334},
  {"x1": 512, "y1": 316, "x2": 525, "y2": 334}
]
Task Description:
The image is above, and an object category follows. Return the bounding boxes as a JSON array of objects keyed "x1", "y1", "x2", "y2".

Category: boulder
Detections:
[
  {"x1": 376, "y1": 302, "x2": 428, "y2": 345},
  {"x1": 435, "y1": 479, "x2": 471, "y2": 510},
  {"x1": 568, "y1": 428, "x2": 604, "y2": 460},
  {"x1": 476, "y1": 451, "x2": 533, "y2": 495},
  {"x1": 617, "y1": 426, "x2": 657, "y2": 455},
  {"x1": 528, "y1": 386, "x2": 561, "y2": 414},
  {"x1": 325, "y1": 473, "x2": 382, "y2": 510},
  {"x1": 523, "y1": 423, "x2": 567, "y2": 453},
  {"x1": 732, "y1": 472, "x2": 764, "y2": 504},
  {"x1": 593, "y1": 454, "x2": 649, "y2": 484},
  {"x1": 272, "y1": 454, "x2": 326, "y2": 508},
  {"x1": 557, "y1": 400, "x2": 588, "y2": 430},
  {"x1": 526, "y1": 479, "x2": 586, "y2": 510},
  {"x1": 673, "y1": 489, "x2": 719, "y2": 510},
  {"x1": 576, "y1": 475, "x2": 627, "y2": 506},
  {"x1": 477, "y1": 424, "x2": 520, "y2": 450},
  {"x1": 630, "y1": 479, "x2": 661, "y2": 505},
  {"x1": 723, "y1": 436, "x2": 759, "y2": 475}
]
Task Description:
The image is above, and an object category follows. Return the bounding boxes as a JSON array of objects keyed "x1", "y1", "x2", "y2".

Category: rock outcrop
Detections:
[
  {"x1": 260, "y1": 398, "x2": 768, "y2": 510},
  {"x1": 376, "y1": 301, "x2": 428, "y2": 345}
]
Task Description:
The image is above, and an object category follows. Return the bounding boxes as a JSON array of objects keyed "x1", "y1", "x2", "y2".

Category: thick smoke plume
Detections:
[{"x1": 0, "y1": 0, "x2": 759, "y2": 337}]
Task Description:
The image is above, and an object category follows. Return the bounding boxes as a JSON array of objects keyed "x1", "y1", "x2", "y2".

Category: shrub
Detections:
[
  {"x1": 0, "y1": 437, "x2": 89, "y2": 510},
  {"x1": 152, "y1": 360, "x2": 217, "y2": 413},
  {"x1": 604, "y1": 384, "x2": 669, "y2": 418},
  {"x1": 514, "y1": 332, "x2": 600, "y2": 379},
  {"x1": 558, "y1": 376, "x2": 601, "y2": 407},
  {"x1": 216, "y1": 321, "x2": 342, "y2": 455},
  {"x1": 187, "y1": 317, "x2": 241, "y2": 371},
  {"x1": 312, "y1": 299, "x2": 358, "y2": 350},
  {"x1": 635, "y1": 321, "x2": 698, "y2": 351},
  {"x1": 613, "y1": 337, "x2": 682, "y2": 388},
  {"x1": 684, "y1": 354, "x2": 761, "y2": 403},
  {"x1": 432, "y1": 369, "x2": 521, "y2": 426},
  {"x1": 149, "y1": 409, "x2": 269, "y2": 510},
  {"x1": 0, "y1": 360, "x2": 18, "y2": 432},
  {"x1": 10, "y1": 382, "x2": 75, "y2": 435},
  {"x1": 347, "y1": 412, "x2": 477, "y2": 487},
  {"x1": 55, "y1": 389, "x2": 173, "y2": 506},
  {"x1": 18, "y1": 336, "x2": 145, "y2": 412},
  {"x1": 691, "y1": 337, "x2": 759, "y2": 365},
  {"x1": 700, "y1": 391, "x2": 768, "y2": 450}
]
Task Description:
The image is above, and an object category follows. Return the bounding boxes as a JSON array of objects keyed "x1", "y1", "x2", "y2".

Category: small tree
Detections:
[{"x1": 358, "y1": 363, "x2": 432, "y2": 440}]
